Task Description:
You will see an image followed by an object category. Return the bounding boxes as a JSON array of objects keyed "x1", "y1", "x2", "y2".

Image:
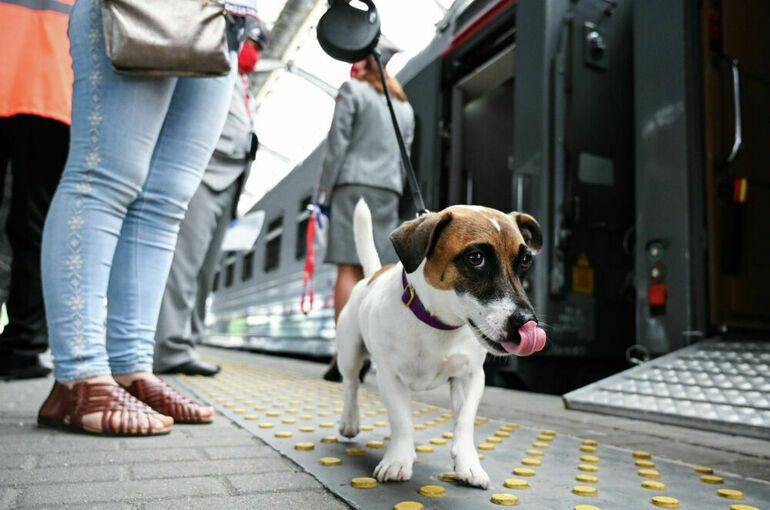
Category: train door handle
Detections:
[{"x1": 726, "y1": 57, "x2": 742, "y2": 164}]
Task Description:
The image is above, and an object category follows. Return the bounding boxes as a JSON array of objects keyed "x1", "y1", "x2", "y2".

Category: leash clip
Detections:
[{"x1": 405, "y1": 285, "x2": 416, "y2": 308}]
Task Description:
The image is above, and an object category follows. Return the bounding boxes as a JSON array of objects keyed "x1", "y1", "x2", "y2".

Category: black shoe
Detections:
[
  {"x1": 159, "y1": 360, "x2": 221, "y2": 377},
  {"x1": 322, "y1": 359, "x2": 371, "y2": 383},
  {"x1": 0, "y1": 355, "x2": 52, "y2": 381}
]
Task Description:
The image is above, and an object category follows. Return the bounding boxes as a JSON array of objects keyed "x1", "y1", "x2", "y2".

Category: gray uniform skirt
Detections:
[{"x1": 324, "y1": 184, "x2": 400, "y2": 266}]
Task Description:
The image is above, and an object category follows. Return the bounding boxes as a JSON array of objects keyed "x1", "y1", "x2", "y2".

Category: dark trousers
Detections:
[{"x1": 0, "y1": 114, "x2": 69, "y2": 361}]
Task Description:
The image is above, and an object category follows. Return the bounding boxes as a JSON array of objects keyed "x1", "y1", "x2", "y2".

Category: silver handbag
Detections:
[{"x1": 101, "y1": 0, "x2": 231, "y2": 77}]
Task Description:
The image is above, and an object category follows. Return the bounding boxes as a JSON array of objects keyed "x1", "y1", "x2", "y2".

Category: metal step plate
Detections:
[
  {"x1": 173, "y1": 356, "x2": 770, "y2": 510},
  {"x1": 564, "y1": 339, "x2": 770, "y2": 439}
]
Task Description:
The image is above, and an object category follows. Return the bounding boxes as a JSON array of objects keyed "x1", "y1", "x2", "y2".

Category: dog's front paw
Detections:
[
  {"x1": 454, "y1": 452, "x2": 490, "y2": 489},
  {"x1": 374, "y1": 455, "x2": 414, "y2": 482},
  {"x1": 338, "y1": 415, "x2": 359, "y2": 438}
]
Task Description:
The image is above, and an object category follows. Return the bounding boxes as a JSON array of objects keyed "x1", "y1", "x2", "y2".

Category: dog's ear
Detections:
[
  {"x1": 389, "y1": 212, "x2": 453, "y2": 273},
  {"x1": 510, "y1": 212, "x2": 543, "y2": 254}
]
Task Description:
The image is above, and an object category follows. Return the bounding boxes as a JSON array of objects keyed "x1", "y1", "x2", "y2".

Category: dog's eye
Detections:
[
  {"x1": 520, "y1": 252, "x2": 533, "y2": 271},
  {"x1": 466, "y1": 251, "x2": 485, "y2": 267}
]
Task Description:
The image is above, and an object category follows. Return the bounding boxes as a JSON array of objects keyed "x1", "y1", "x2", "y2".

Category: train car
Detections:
[{"x1": 206, "y1": 0, "x2": 770, "y2": 405}]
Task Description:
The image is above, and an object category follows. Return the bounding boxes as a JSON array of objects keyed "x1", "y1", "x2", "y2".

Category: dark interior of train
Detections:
[{"x1": 703, "y1": 0, "x2": 770, "y2": 332}]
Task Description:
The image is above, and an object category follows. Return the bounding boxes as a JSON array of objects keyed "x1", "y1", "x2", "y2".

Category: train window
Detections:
[
  {"x1": 212, "y1": 271, "x2": 220, "y2": 292},
  {"x1": 242, "y1": 251, "x2": 254, "y2": 281},
  {"x1": 296, "y1": 196, "x2": 312, "y2": 260},
  {"x1": 264, "y1": 215, "x2": 283, "y2": 272},
  {"x1": 224, "y1": 262, "x2": 235, "y2": 287}
]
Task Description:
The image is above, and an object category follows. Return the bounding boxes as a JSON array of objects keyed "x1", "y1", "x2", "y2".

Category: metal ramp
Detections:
[{"x1": 564, "y1": 339, "x2": 770, "y2": 439}]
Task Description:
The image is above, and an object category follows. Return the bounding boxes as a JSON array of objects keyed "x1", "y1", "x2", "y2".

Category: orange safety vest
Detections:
[{"x1": 0, "y1": 0, "x2": 74, "y2": 125}]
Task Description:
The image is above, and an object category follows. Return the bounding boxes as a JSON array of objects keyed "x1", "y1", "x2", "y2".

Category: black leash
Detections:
[{"x1": 373, "y1": 49, "x2": 429, "y2": 217}]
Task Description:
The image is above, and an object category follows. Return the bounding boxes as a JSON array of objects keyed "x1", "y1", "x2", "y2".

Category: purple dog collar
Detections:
[{"x1": 401, "y1": 270, "x2": 462, "y2": 331}]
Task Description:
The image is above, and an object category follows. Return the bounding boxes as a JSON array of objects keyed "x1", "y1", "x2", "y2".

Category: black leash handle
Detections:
[{"x1": 373, "y1": 49, "x2": 429, "y2": 217}]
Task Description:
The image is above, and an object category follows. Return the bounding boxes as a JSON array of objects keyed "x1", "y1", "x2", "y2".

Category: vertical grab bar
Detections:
[{"x1": 726, "y1": 58, "x2": 742, "y2": 164}]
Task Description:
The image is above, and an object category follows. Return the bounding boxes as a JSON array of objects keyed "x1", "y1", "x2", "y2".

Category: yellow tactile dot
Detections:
[
  {"x1": 638, "y1": 469, "x2": 661, "y2": 479},
  {"x1": 641, "y1": 480, "x2": 667, "y2": 490},
  {"x1": 300, "y1": 414, "x2": 314, "y2": 420},
  {"x1": 254, "y1": 405, "x2": 266, "y2": 411},
  {"x1": 717, "y1": 489, "x2": 745, "y2": 500},
  {"x1": 223, "y1": 402, "x2": 236, "y2": 408},
  {"x1": 281, "y1": 418, "x2": 297, "y2": 424},
  {"x1": 572, "y1": 485, "x2": 598, "y2": 497},
  {"x1": 243, "y1": 415, "x2": 259, "y2": 420},
  {"x1": 574, "y1": 506, "x2": 602, "y2": 510},
  {"x1": 375, "y1": 421, "x2": 388, "y2": 428},
  {"x1": 414, "y1": 424, "x2": 426, "y2": 430},
  {"x1": 495, "y1": 430, "x2": 511, "y2": 438},
  {"x1": 360, "y1": 425, "x2": 374, "y2": 431},
  {"x1": 580, "y1": 445, "x2": 597, "y2": 453},
  {"x1": 478, "y1": 454, "x2": 486, "y2": 460},
  {"x1": 478, "y1": 443, "x2": 496, "y2": 451},
  {"x1": 700, "y1": 474, "x2": 724, "y2": 484},
  {"x1": 367, "y1": 440, "x2": 385, "y2": 449},
  {"x1": 633, "y1": 450, "x2": 652, "y2": 459},
  {"x1": 351, "y1": 477, "x2": 378, "y2": 489},
  {"x1": 575, "y1": 474, "x2": 599, "y2": 484},
  {"x1": 319, "y1": 456, "x2": 342, "y2": 466},
  {"x1": 526, "y1": 449, "x2": 544, "y2": 457},
  {"x1": 366, "y1": 411, "x2": 378, "y2": 417},
  {"x1": 294, "y1": 442, "x2": 314, "y2": 451},
  {"x1": 582, "y1": 439, "x2": 598, "y2": 446},
  {"x1": 521, "y1": 458, "x2": 542, "y2": 467},
  {"x1": 346, "y1": 447, "x2": 366, "y2": 456},
  {"x1": 730, "y1": 505, "x2": 759, "y2": 510},
  {"x1": 536, "y1": 434, "x2": 554, "y2": 442},
  {"x1": 265, "y1": 410, "x2": 281, "y2": 417},
  {"x1": 532, "y1": 441, "x2": 551, "y2": 449},
  {"x1": 425, "y1": 420, "x2": 437, "y2": 427},
  {"x1": 636, "y1": 459, "x2": 656, "y2": 468},
  {"x1": 438, "y1": 472, "x2": 461, "y2": 484},
  {"x1": 416, "y1": 445, "x2": 434, "y2": 453},
  {"x1": 541, "y1": 429, "x2": 557, "y2": 436},
  {"x1": 258, "y1": 422, "x2": 275, "y2": 429},
  {"x1": 503, "y1": 478, "x2": 529, "y2": 489},
  {"x1": 299, "y1": 426, "x2": 315, "y2": 433},
  {"x1": 490, "y1": 493, "x2": 519, "y2": 506},
  {"x1": 430, "y1": 438, "x2": 448, "y2": 446},
  {"x1": 694, "y1": 465, "x2": 713, "y2": 474},
  {"x1": 512, "y1": 468, "x2": 536, "y2": 477},
  {"x1": 319, "y1": 422, "x2": 334, "y2": 428},
  {"x1": 486, "y1": 437, "x2": 503, "y2": 444},
  {"x1": 393, "y1": 502, "x2": 424, "y2": 510},
  {"x1": 651, "y1": 496, "x2": 680, "y2": 508},
  {"x1": 274, "y1": 431, "x2": 293, "y2": 438},
  {"x1": 321, "y1": 435, "x2": 337, "y2": 444},
  {"x1": 418, "y1": 485, "x2": 446, "y2": 497},
  {"x1": 318, "y1": 411, "x2": 332, "y2": 417},
  {"x1": 580, "y1": 455, "x2": 600, "y2": 463},
  {"x1": 233, "y1": 408, "x2": 246, "y2": 414},
  {"x1": 501, "y1": 423, "x2": 519, "y2": 431},
  {"x1": 442, "y1": 431, "x2": 454, "y2": 439}
]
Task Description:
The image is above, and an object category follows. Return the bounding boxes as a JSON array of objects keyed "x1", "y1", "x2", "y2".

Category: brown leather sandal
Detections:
[
  {"x1": 122, "y1": 378, "x2": 214, "y2": 424},
  {"x1": 38, "y1": 381, "x2": 173, "y2": 436}
]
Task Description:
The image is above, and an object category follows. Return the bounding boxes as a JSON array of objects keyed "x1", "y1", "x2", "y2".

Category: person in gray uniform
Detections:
[
  {"x1": 315, "y1": 48, "x2": 415, "y2": 381},
  {"x1": 154, "y1": 21, "x2": 265, "y2": 376}
]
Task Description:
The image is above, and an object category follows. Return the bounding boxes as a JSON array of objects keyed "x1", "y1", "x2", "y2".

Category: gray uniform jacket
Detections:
[
  {"x1": 202, "y1": 78, "x2": 254, "y2": 192},
  {"x1": 316, "y1": 79, "x2": 415, "y2": 205}
]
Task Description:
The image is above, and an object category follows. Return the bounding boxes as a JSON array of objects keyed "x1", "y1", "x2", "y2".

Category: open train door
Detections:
[{"x1": 565, "y1": 0, "x2": 770, "y2": 438}]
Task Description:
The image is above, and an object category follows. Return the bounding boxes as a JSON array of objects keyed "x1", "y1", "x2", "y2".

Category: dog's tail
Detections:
[{"x1": 353, "y1": 198, "x2": 381, "y2": 278}]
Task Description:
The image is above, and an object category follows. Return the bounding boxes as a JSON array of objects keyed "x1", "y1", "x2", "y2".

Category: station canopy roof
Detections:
[{"x1": 238, "y1": 0, "x2": 458, "y2": 215}]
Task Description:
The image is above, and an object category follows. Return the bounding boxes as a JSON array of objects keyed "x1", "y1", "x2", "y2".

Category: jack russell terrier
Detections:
[{"x1": 335, "y1": 200, "x2": 547, "y2": 488}]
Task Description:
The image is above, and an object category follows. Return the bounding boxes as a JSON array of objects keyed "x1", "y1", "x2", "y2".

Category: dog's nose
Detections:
[{"x1": 506, "y1": 312, "x2": 537, "y2": 341}]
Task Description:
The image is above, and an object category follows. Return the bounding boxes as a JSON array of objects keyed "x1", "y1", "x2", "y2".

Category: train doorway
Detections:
[
  {"x1": 702, "y1": 0, "x2": 770, "y2": 332},
  {"x1": 448, "y1": 45, "x2": 515, "y2": 210}
]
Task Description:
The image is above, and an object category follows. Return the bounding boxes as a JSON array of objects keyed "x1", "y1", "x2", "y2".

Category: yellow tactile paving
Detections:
[{"x1": 174, "y1": 358, "x2": 769, "y2": 510}]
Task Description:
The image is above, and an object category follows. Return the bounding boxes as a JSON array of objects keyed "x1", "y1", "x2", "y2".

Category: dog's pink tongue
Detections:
[{"x1": 501, "y1": 321, "x2": 547, "y2": 356}]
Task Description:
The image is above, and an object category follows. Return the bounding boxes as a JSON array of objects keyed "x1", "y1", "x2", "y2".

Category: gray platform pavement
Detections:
[
  {"x1": 0, "y1": 374, "x2": 350, "y2": 509},
  {"x1": 1, "y1": 346, "x2": 769, "y2": 509}
]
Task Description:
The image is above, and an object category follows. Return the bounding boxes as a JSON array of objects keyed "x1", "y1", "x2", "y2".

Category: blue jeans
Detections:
[{"x1": 42, "y1": 0, "x2": 236, "y2": 381}]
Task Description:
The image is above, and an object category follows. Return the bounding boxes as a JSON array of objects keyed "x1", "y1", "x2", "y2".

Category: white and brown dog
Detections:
[{"x1": 336, "y1": 200, "x2": 547, "y2": 488}]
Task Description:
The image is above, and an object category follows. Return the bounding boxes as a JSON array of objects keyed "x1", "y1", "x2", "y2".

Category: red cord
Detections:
[{"x1": 300, "y1": 214, "x2": 316, "y2": 315}]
